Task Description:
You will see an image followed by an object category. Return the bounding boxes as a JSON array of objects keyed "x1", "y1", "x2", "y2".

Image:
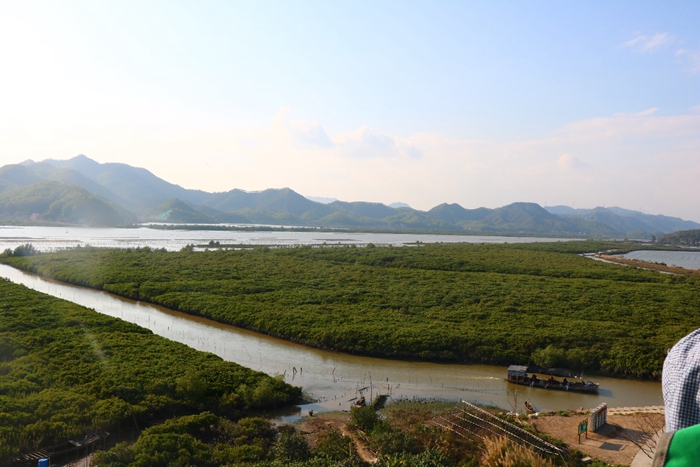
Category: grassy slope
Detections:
[
  {"x1": 0, "y1": 279, "x2": 299, "y2": 463},
  {"x1": 2, "y1": 241, "x2": 698, "y2": 380}
]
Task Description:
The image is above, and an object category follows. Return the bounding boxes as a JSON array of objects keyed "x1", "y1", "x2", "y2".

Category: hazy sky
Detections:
[{"x1": 1, "y1": 1, "x2": 699, "y2": 220}]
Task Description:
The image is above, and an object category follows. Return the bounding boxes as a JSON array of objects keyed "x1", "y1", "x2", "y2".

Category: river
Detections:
[
  {"x1": 620, "y1": 250, "x2": 700, "y2": 270},
  {"x1": 0, "y1": 263, "x2": 662, "y2": 420}
]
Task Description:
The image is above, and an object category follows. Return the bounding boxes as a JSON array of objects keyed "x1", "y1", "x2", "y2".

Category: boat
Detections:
[
  {"x1": 352, "y1": 396, "x2": 367, "y2": 408},
  {"x1": 506, "y1": 365, "x2": 599, "y2": 394},
  {"x1": 524, "y1": 401, "x2": 536, "y2": 413}
]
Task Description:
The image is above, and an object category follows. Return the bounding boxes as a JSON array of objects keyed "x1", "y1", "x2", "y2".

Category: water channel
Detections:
[{"x1": 0, "y1": 264, "x2": 662, "y2": 420}]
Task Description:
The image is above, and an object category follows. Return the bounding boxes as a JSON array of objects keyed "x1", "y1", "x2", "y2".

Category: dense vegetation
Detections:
[
  {"x1": 91, "y1": 401, "x2": 586, "y2": 467},
  {"x1": 657, "y1": 229, "x2": 700, "y2": 246},
  {"x1": 3, "y1": 241, "x2": 698, "y2": 381},
  {"x1": 90, "y1": 409, "x2": 449, "y2": 467},
  {"x1": 0, "y1": 279, "x2": 300, "y2": 464}
]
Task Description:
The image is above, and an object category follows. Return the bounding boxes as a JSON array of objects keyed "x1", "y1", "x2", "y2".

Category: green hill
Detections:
[
  {"x1": 151, "y1": 199, "x2": 218, "y2": 224},
  {"x1": 657, "y1": 229, "x2": 700, "y2": 246},
  {"x1": 0, "y1": 180, "x2": 137, "y2": 226},
  {"x1": 4, "y1": 156, "x2": 699, "y2": 237}
]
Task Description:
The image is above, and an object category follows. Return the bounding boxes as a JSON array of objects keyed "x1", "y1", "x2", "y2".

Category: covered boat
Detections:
[{"x1": 506, "y1": 365, "x2": 599, "y2": 394}]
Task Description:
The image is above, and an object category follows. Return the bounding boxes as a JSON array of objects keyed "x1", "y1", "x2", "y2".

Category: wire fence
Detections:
[{"x1": 434, "y1": 400, "x2": 568, "y2": 460}]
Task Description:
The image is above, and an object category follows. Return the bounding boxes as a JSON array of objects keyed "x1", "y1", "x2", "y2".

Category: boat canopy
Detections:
[
  {"x1": 526, "y1": 366, "x2": 580, "y2": 378},
  {"x1": 507, "y1": 365, "x2": 528, "y2": 377}
]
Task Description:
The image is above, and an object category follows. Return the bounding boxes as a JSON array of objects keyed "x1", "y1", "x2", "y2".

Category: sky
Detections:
[{"x1": 1, "y1": 1, "x2": 699, "y2": 220}]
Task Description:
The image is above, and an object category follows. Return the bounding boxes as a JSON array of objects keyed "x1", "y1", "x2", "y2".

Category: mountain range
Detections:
[{"x1": 0, "y1": 155, "x2": 698, "y2": 238}]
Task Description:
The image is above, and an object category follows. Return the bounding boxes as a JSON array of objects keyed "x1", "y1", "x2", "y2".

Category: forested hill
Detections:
[
  {"x1": 657, "y1": 229, "x2": 700, "y2": 246},
  {"x1": 1, "y1": 156, "x2": 698, "y2": 237},
  {"x1": 0, "y1": 179, "x2": 136, "y2": 226}
]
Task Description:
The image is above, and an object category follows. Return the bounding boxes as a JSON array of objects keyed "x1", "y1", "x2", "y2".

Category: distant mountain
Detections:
[
  {"x1": 328, "y1": 201, "x2": 397, "y2": 219},
  {"x1": 0, "y1": 180, "x2": 136, "y2": 226},
  {"x1": 606, "y1": 207, "x2": 700, "y2": 233},
  {"x1": 2, "y1": 155, "x2": 698, "y2": 237},
  {"x1": 544, "y1": 205, "x2": 700, "y2": 237},
  {"x1": 544, "y1": 205, "x2": 593, "y2": 216},
  {"x1": 23, "y1": 155, "x2": 210, "y2": 213},
  {"x1": 0, "y1": 164, "x2": 44, "y2": 186},
  {"x1": 203, "y1": 187, "x2": 335, "y2": 219},
  {"x1": 457, "y1": 202, "x2": 619, "y2": 235},
  {"x1": 428, "y1": 203, "x2": 491, "y2": 224},
  {"x1": 476, "y1": 202, "x2": 568, "y2": 233},
  {"x1": 305, "y1": 196, "x2": 338, "y2": 204}
]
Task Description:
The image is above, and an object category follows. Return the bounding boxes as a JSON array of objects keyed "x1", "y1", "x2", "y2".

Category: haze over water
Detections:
[{"x1": 0, "y1": 225, "x2": 581, "y2": 252}]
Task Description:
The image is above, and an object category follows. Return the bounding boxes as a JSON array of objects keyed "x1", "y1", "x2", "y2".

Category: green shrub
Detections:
[
  {"x1": 314, "y1": 428, "x2": 354, "y2": 461},
  {"x1": 350, "y1": 406, "x2": 380, "y2": 432},
  {"x1": 271, "y1": 431, "x2": 311, "y2": 463}
]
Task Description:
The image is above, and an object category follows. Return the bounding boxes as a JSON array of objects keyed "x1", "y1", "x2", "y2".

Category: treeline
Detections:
[
  {"x1": 657, "y1": 229, "x2": 700, "y2": 246},
  {"x1": 0, "y1": 279, "x2": 300, "y2": 464},
  {"x1": 2, "y1": 241, "x2": 699, "y2": 380}
]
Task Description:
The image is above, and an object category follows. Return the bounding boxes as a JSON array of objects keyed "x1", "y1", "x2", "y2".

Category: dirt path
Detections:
[{"x1": 299, "y1": 412, "x2": 377, "y2": 463}]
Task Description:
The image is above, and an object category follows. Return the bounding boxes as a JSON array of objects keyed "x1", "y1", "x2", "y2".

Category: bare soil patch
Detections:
[
  {"x1": 298, "y1": 405, "x2": 663, "y2": 466},
  {"x1": 531, "y1": 412, "x2": 664, "y2": 466}
]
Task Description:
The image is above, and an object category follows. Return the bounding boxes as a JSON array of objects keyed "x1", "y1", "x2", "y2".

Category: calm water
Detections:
[
  {"x1": 0, "y1": 225, "x2": 580, "y2": 252},
  {"x1": 620, "y1": 250, "x2": 700, "y2": 270},
  {"x1": 0, "y1": 264, "x2": 662, "y2": 419}
]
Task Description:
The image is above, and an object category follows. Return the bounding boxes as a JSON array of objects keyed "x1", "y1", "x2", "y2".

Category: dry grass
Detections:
[{"x1": 481, "y1": 437, "x2": 555, "y2": 467}]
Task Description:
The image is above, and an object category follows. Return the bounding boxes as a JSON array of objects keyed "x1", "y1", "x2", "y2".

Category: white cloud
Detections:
[
  {"x1": 258, "y1": 108, "x2": 422, "y2": 160},
  {"x1": 622, "y1": 32, "x2": 674, "y2": 53},
  {"x1": 613, "y1": 108, "x2": 658, "y2": 118},
  {"x1": 556, "y1": 154, "x2": 589, "y2": 171},
  {"x1": 551, "y1": 108, "x2": 700, "y2": 142},
  {"x1": 333, "y1": 126, "x2": 422, "y2": 159},
  {"x1": 620, "y1": 32, "x2": 700, "y2": 75},
  {"x1": 270, "y1": 107, "x2": 334, "y2": 149}
]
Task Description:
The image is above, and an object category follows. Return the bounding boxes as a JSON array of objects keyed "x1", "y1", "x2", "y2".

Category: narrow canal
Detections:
[{"x1": 0, "y1": 264, "x2": 662, "y2": 418}]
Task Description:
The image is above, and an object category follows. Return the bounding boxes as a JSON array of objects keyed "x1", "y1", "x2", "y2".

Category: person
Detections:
[
  {"x1": 545, "y1": 376, "x2": 554, "y2": 388},
  {"x1": 530, "y1": 374, "x2": 537, "y2": 387},
  {"x1": 651, "y1": 329, "x2": 700, "y2": 466}
]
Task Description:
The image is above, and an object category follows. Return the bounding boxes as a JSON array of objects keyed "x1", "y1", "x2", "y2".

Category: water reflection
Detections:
[{"x1": 0, "y1": 264, "x2": 662, "y2": 417}]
